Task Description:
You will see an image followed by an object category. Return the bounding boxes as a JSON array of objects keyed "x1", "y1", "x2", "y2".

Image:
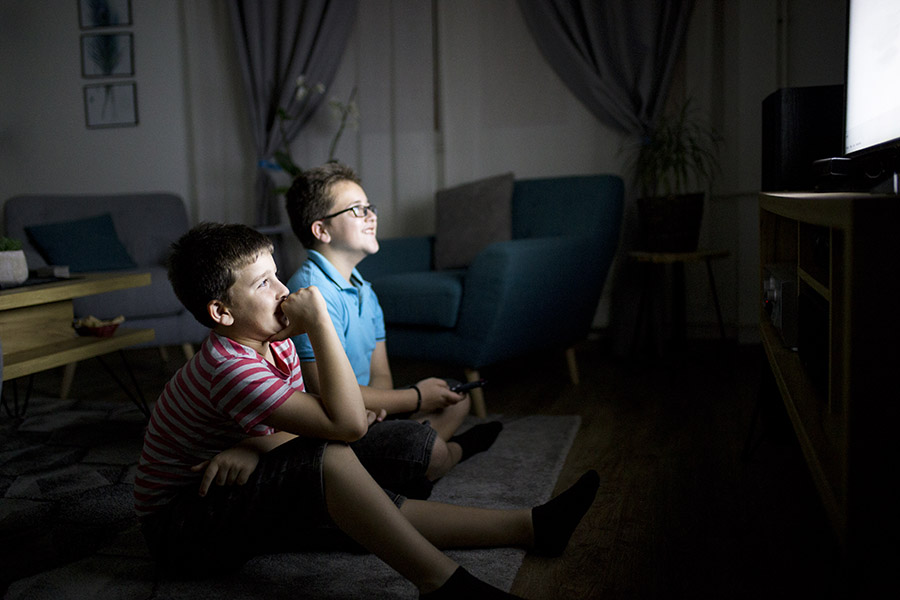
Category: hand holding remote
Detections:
[{"x1": 451, "y1": 379, "x2": 486, "y2": 394}]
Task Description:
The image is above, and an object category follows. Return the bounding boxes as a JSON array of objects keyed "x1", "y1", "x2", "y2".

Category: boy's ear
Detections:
[
  {"x1": 311, "y1": 221, "x2": 330, "y2": 244},
  {"x1": 207, "y1": 299, "x2": 235, "y2": 327}
]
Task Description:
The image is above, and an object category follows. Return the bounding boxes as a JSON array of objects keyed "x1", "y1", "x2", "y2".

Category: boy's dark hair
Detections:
[
  {"x1": 167, "y1": 222, "x2": 274, "y2": 328},
  {"x1": 285, "y1": 162, "x2": 362, "y2": 249}
]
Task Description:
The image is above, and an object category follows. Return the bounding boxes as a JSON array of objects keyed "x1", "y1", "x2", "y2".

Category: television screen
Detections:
[{"x1": 843, "y1": 0, "x2": 900, "y2": 157}]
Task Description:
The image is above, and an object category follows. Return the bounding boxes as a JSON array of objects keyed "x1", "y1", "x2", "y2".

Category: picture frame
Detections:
[
  {"x1": 84, "y1": 82, "x2": 138, "y2": 128},
  {"x1": 81, "y1": 33, "x2": 134, "y2": 78},
  {"x1": 78, "y1": 0, "x2": 132, "y2": 29}
]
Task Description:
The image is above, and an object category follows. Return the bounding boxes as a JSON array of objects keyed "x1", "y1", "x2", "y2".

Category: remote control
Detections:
[{"x1": 451, "y1": 379, "x2": 486, "y2": 393}]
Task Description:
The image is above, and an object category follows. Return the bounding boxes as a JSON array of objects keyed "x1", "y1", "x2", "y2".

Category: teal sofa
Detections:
[{"x1": 358, "y1": 174, "x2": 624, "y2": 416}]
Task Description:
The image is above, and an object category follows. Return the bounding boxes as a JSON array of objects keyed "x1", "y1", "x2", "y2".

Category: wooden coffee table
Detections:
[{"x1": 0, "y1": 272, "x2": 155, "y2": 415}]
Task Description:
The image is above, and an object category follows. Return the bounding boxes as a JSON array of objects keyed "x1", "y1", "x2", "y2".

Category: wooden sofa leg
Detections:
[
  {"x1": 60, "y1": 362, "x2": 77, "y2": 400},
  {"x1": 566, "y1": 347, "x2": 580, "y2": 385},
  {"x1": 182, "y1": 343, "x2": 195, "y2": 360},
  {"x1": 464, "y1": 368, "x2": 487, "y2": 418}
]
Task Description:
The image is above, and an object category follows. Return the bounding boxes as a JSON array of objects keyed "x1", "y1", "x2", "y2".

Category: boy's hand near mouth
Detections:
[{"x1": 269, "y1": 285, "x2": 328, "y2": 342}]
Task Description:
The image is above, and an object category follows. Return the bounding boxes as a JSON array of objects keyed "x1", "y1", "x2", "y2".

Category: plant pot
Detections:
[
  {"x1": 0, "y1": 249, "x2": 29, "y2": 287},
  {"x1": 636, "y1": 193, "x2": 704, "y2": 252}
]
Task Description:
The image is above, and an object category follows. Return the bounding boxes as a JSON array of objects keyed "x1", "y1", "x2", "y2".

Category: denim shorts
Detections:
[
  {"x1": 351, "y1": 418, "x2": 436, "y2": 500},
  {"x1": 141, "y1": 422, "x2": 435, "y2": 578}
]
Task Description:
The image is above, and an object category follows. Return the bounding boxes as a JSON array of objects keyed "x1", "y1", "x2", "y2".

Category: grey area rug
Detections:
[{"x1": 5, "y1": 413, "x2": 581, "y2": 600}]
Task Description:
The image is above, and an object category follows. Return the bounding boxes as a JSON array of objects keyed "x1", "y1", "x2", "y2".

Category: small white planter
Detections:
[{"x1": 0, "y1": 249, "x2": 29, "y2": 287}]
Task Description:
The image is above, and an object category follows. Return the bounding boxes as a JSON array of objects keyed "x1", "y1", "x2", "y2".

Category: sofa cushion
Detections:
[
  {"x1": 372, "y1": 270, "x2": 465, "y2": 327},
  {"x1": 25, "y1": 213, "x2": 137, "y2": 273},
  {"x1": 434, "y1": 172, "x2": 514, "y2": 270}
]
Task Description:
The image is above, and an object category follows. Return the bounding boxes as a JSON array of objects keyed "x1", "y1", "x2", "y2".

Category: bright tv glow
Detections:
[{"x1": 844, "y1": 0, "x2": 900, "y2": 156}]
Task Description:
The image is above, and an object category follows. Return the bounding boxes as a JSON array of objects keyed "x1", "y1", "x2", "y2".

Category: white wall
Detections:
[
  {"x1": 0, "y1": 0, "x2": 849, "y2": 340},
  {"x1": 180, "y1": 0, "x2": 256, "y2": 226},
  {"x1": 679, "y1": 0, "x2": 846, "y2": 343},
  {"x1": 438, "y1": 1, "x2": 626, "y2": 186},
  {"x1": 0, "y1": 0, "x2": 192, "y2": 212},
  {"x1": 282, "y1": 0, "x2": 625, "y2": 241}
]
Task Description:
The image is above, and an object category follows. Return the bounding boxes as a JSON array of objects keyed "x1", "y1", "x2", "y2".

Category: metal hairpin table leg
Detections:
[
  {"x1": 94, "y1": 351, "x2": 150, "y2": 419},
  {"x1": 1, "y1": 375, "x2": 35, "y2": 419},
  {"x1": 705, "y1": 257, "x2": 726, "y2": 339}
]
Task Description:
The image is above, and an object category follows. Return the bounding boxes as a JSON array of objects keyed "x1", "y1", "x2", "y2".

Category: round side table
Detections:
[{"x1": 628, "y1": 249, "x2": 729, "y2": 353}]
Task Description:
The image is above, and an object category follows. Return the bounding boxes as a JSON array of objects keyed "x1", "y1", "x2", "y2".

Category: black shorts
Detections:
[
  {"x1": 141, "y1": 421, "x2": 435, "y2": 578},
  {"x1": 352, "y1": 418, "x2": 436, "y2": 500}
]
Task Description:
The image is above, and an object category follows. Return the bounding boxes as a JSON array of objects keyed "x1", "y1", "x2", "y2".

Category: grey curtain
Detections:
[
  {"x1": 518, "y1": 0, "x2": 696, "y2": 357},
  {"x1": 517, "y1": 0, "x2": 694, "y2": 137},
  {"x1": 229, "y1": 0, "x2": 359, "y2": 226}
]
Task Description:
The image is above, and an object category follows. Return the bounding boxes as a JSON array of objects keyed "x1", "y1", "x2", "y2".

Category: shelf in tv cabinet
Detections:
[
  {"x1": 797, "y1": 267, "x2": 830, "y2": 301},
  {"x1": 759, "y1": 313, "x2": 844, "y2": 531},
  {"x1": 759, "y1": 190, "x2": 900, "y2": 581}
]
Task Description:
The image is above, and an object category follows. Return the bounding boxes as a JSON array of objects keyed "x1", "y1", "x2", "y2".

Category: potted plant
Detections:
[
  {"x1": 627, "y1": 99, "x2": 721, "y2": 252},
  {"x1": 0, "y1": 236, "x2": 29, "y2": 287},
  {"x1": 269, "y1": 80, "x2": 359, "y2": 194}
]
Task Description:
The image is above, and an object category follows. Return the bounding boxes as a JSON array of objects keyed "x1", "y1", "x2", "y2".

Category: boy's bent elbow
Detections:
[
  {"x1": 334, "y1": 416, "x2": 368, "y2": 442},
  {"x1": 349, "y1": 417, "x2": 369, "y2": 441}
]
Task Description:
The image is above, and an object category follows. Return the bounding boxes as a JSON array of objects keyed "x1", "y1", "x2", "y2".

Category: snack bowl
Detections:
[
  {"x1": 75, "y1": 323, "x2": 119, "y2": 337},
  {"x1": 73, "y1": 315, "x2": 124, "y2": 338}
]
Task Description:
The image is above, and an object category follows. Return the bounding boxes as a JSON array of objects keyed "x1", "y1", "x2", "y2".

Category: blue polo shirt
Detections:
[{"x1": 286, "y1": 250, "x2": 385, "y2": 386}]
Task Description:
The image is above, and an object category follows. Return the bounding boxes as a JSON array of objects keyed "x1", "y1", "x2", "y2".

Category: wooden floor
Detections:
[
  {"x1": 14, "y1": 337, "x2": 853, "y2": 599},
  {"x1": 392, "y1": 337, "x2": 848, "y2": 600}
]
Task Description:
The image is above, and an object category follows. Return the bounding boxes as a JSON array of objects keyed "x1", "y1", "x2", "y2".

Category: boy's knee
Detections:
[
  {"x1": 426, "y1": 438, "x2": 453, "y2": 480},
  {"x1": 323, "y1": 442, "x2": 356, "y2": 471},
  {"x1": 445, "y1": 395, "x2": 470, "y2": 420}
]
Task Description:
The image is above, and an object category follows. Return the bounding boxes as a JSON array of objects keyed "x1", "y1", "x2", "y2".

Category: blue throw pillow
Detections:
[{"x1": 25, "y1": 213, "x2": 137, "y2": 273}]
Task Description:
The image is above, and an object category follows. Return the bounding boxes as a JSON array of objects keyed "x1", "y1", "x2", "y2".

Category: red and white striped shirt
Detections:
[{"x1": 134, "y1": 331, "x2": 303, "y2": 518}]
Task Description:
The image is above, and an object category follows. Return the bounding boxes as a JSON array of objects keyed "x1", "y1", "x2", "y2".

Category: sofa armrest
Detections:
[
  {"x1": 358, "y1": 235, "x2": 434, "y2": 280},
  {"x1": 455, "y1": 235, "x2": 610, "y2": 359}
]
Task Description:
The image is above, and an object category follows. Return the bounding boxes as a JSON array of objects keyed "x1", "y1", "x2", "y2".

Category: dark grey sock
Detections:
[
  {"x1": 532, "y1": 470, "x2": 600, "y2": 556},
  {"x1": 449, "y1": 421, "x2": 503, "y2": 462},
  {"x1": 419, "y1": 567, "x2": 525, "y2": 599}
]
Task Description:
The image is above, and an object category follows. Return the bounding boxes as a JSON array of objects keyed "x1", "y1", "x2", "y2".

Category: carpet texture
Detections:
[{"x1": 4, "y1": 410, "x2": 581, "y2": 599}]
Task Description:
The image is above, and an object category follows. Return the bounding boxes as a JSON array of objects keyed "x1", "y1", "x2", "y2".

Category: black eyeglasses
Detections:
[{"x1": 319, "y1": 204, "x2": 377, "y2": 220}]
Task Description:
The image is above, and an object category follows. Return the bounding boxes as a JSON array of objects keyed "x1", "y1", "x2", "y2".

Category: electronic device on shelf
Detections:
[
  {"x1": 762, "y1": 263, "x2": 798, "y2": 350},
  {"x1": 761, "y1": 85, "x2": 844, "y2": 192}
]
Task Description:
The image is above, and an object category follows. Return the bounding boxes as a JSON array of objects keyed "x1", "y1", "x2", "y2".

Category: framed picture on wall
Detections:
[
  {"x1": 78, "y1": 0, "x2": 132, "y2": 29},
  {"x1": 84, "y1": 82, "x2": 138, "y2": 128},
  {"x1": 81, "y1": 33, "x2": 134, "y2": 77}
]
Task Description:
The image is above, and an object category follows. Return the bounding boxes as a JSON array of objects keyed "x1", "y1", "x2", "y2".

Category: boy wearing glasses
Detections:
[{"x1": 284, "y1": 162, "x2": 502, "y2": 499}]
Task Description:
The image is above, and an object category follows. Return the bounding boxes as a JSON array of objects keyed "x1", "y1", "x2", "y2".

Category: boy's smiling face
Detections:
[
  {"x1": 321, "y1": 180, "x2": 379, "y2": 258},
  {"x1": 214, "y1": 251, "x2": 290, "y2": 349}
]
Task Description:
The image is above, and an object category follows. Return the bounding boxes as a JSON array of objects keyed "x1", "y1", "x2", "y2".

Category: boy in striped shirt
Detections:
[{"x1": 134, "y1": 222, "x2": 598, "y2": 599}]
